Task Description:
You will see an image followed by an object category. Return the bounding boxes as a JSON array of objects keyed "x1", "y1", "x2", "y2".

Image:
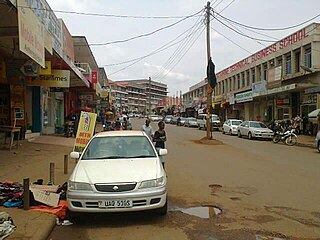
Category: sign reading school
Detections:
[{"x1": 74, "y1": 111, "x2": 97, "y2": 153}]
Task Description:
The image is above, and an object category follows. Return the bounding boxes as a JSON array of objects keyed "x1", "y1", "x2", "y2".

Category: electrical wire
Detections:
[
  {"x1": 10, "y1": 3, "x2": 202, "y2": 19},
  {"x1": 107, "y1": 14, "x2": 205, "y2": 76},
  {"x1": 215, "y1": 11, "x2": 320, "y2": 31},
  {"x1": 152, "y1": 14, "x2": 205, "y2": 79},
  {"x1": 89, "y1": 8, "x2": 205, "y2": 46},
  {"x1": 219, "y1": 0, "x2": 237, "y2": 13},
  {"x1": 211, "y1": 13, "x2": 276, "y2": 42},
  {"x1": 106, "y1": 21, "x2": 204, "y2": 75},
  {"x1": 104, "y1": 18, "x2": 205, "y2": 67},
  {"x1": 211, "y1": 26, "x2": 252, "y2": 54},
  {"x1": 213, "y1": 0, "x2": 225, "y2": 9},
  {"x1": 156, "y1": 26, "x2": 205, "y2": 82}
]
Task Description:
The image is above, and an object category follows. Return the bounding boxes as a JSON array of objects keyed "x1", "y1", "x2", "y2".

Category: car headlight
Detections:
[
  {"x1": 139, "y1": 176, "x2": 166, "y2": 189},
  {"x1": 68, "y1": 181, "x2": 93, "y2": 191}
]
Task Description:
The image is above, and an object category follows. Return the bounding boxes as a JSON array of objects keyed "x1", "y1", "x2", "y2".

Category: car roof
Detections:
[
  {"x1": 229, "y1": 119, "x2": 242, "y2": 121},
  {"x1": 94, "y1": 130, "x2": 146, "y2": 138}
]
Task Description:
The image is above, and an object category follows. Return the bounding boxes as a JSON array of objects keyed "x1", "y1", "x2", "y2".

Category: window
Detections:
[
  {"x1": 222, "y1": 81, "x2": 225, "y2": 93},
  {"x1": 264, "y1": 68, "x2": 268, "y2": 81},
  {"x1": 241, "y1": 73, "x2": 245, "y2": 87},
  {"x1": 252, "y1": 70, "x2": 255, "y2": 83},
  {"x1": 237, "y1": 77, "x2": 240, "y2": 89},
  {"x1": 246, "y1": 71, "x2": 250, "y2": 86},
  {"x1": 305, "y1": 48, "x2": 311, "y2": 68},
  {"x1": 286, "y1": 55, "x2": 291, "y2": 75},
  {"x1": 295, "y1": 51, "x2": 301, "y2": 73}
]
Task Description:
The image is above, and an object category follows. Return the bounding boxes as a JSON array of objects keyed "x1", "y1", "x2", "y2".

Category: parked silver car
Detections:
[
  {"x1": 315, "y1": 131, "x2": 320, "y2": 152},
  {"x1": 185, "y1": 117, "x2": 198, "y2": 127},
  {"x1": 222, "y1": 119, "x2": 242, "y2": 135},
  {"x1": 237, "y1": 121, "x2": 273, "y2": 140}
]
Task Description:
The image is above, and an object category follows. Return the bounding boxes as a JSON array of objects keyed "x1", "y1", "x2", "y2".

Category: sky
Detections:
[{"x1": 46, "y1": 0, "x2": 320, "y2": 96}]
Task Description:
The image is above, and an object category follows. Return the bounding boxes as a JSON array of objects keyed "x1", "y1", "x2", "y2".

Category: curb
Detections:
[{"x1": 296, "y1": 142, "x2": 315, "y2": 149}]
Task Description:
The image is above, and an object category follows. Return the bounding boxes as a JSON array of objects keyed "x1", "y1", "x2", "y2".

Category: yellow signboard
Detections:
[
  {"x1": 17, "y1": 0, "x2": 45, "y2": 67},
  {"x1": 26, "y1": 69, "x2": 70, "y2": 87},
  {"x1": 38, "y1": 61, "x2": 52, "y2": 75},
  {"x1": 74, "y1": 111, "x2": 97, "y2": 153},
  {"x1": 101, "y1": 90, "x2": 109, "y2": 99}
]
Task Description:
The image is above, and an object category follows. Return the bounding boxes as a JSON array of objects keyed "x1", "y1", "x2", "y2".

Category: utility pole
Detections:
[
  {"x1": 206, "y1": 1, "x2": 212, "y2": 139},
  {"x1": 148, "y1": 77, "x2": 151, "y2": 115}
]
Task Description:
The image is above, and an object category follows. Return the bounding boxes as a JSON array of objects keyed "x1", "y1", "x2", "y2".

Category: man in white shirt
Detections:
[{"x1": 141, "y1": 119, "x2": 154, "y2": 140}]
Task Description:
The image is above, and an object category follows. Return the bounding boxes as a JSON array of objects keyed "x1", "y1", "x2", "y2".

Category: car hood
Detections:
[
  {"x1": 251, "y1": 127, "x2": 272, "y2": 132},
  {"x1": 71, "y1": 158, "x2": 160, "y2": 184}
]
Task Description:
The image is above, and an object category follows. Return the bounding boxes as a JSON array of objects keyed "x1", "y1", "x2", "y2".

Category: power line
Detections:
[
  {"x1": 156, "y1": 27, "x2": 205, "y2": 82},
  {"x1": 107, "y1": 14, "x2": 205, "y2": 75},
  {"x1": 104, "y1": 20, "x2": 204, "y2": 67},
  {"x1": 153, "y1": 14, "x2": 205, "y2": 79},
  {"x1": 211, "y1": 26, "x2": 252, "y2": 54},
  {"x1": 213, "y1": 0, "x2": 225, "y2": 9},
  {"x1": 215, "y1": 11, "x2": 320, "y2": 31},
  {"x1": 89, "y1": 8, "x2": 204, "y2": 46},
  {"x1": 219, "y1": 0, "x2": 237, "y2": 13},
  {"x1": 211, "y1": 13, "x2": 276, "y2": 42},
  {"x1": 107, "y1": 21, "x2": 204, "y2": 75},
  {"x1": 214, "y1": 15, "x2": 320, "y2": 54},
  {"x1": 10, "y1": 3, "x2": 202, "y2": 19}
]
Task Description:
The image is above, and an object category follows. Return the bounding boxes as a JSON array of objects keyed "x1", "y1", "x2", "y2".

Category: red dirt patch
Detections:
[{"x1": 192, "y1": 137, "x2": 223, "y2": 145}]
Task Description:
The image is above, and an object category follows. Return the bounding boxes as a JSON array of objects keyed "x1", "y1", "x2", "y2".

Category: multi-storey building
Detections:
[
  {"x1": 109, "y1": 81, "x2": 128, "y2": 113},
  {"x1": 116, "y1": 79, "x2": 167, "y2": 113},
  {"x1": 184, "y1": 23, "x2": 320, "y2": 130}
]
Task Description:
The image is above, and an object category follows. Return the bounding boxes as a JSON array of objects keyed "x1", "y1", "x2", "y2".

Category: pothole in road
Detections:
[{"x1": 171, "y1": 205, "x2": 222, "y2": 219}]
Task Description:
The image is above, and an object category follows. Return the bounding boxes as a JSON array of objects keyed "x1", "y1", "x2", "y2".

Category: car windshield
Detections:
[
  {"x1": 231, "y1": 120, "x2": 242, "y2": 126},
  {"x1": 250, "y1": 122, "x2": 267, "y2": 128},
  {"x1": 211, "y1": 115, "x2": 219, "y2": 121},
  {"x1": 81, "y1": 136, "x2": 157, "y2": 160}
]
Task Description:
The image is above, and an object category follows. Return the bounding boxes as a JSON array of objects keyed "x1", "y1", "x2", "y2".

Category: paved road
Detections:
[{"x1": 48, "y1": 119, "x2": 320, "y2": 240}]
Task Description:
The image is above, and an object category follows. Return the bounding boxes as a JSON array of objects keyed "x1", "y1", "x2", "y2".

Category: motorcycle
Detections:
[
  {"x1": 64, "y1": 120, "x2": 75, "y2": 138},
  {"x1": 273, "y1": 128, "x2": 298, "y2": 146}
]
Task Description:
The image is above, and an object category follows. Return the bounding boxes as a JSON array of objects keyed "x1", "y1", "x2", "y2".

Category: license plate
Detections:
[{"x1": 98, "y1": 199, "x2": 133, "y2": 208}]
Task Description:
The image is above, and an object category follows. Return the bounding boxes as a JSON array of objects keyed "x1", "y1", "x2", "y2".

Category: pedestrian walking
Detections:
[
  {"x1": 122, "y1": 117, "x2": 128, "y2": 130},
  {"x1": 141, "y1": 119, "x2": 154, "y2": 140},
  {"x1": 302, "y1": 115, "x2": 308, "y2": 134},
  {"x1": 153, "y1": 121, "x2": 167, "y2": 169}
]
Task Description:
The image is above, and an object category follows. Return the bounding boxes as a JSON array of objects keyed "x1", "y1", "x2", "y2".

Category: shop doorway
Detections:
[{"x1": 277, "y1": 107, "x2": 290, "y2": 120}]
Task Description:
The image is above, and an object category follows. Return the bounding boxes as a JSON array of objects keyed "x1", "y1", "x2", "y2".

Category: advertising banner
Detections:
[
  {"x1": 74, "y1": 111, "x2": 97, "y2": 153},
  {"x1": 44, "y1": 28, "x2": 53, "y2": 55},
  {"x1": 252, "y1": 81, "x2": 267, "y2": 96},
  {"x1": 26, "y1": 70, "x2": 70, "y2": 87},
  {"x1": 60, "y1": 19, "x2": 75, "y2": 62},
  {"x1": 38, "y1": 61, "x2": 52, "y2": 75},
  {"x1": 24, "y1": 0, "x2": 62, "y2": 57},
  {"x1": 227, "y1": 93, "x2": 235, "y2": 105},
  {"x1": 92, "y1": 72, "x2": 98, "y2": 84},
  {"x1": 236, "y1": 90, "x2": 253, "y2": 103},
  {"x1": 17, "y1": 0, "x2": 45, "y2": 67}
]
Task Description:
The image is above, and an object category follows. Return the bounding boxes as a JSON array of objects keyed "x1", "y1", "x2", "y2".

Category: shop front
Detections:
[{"x1": 235, "y1": 90, "x2": 253, "y2": 121}]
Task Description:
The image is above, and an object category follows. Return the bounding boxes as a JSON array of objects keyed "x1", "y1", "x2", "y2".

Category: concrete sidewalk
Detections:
[
  {"x1": 296, "y1": 134, "x2": 316, "y2": 148},
  {"x1": 0, "y1": 138, "x2": 74, "y2": 240}
]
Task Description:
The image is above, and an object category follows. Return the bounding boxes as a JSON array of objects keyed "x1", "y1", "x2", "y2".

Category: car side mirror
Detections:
[
  {"x1": 70, "y1": 151, "x2": 80, "y2": 159},
  {"x1": 158, "y1": 149, "x2": 168, "y2": 156}
]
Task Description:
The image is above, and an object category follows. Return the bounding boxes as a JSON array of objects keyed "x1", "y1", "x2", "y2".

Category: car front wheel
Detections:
[
  {"x1": 238, "y1": 131, "x2": 242, "y2": 138},
  {"x1": 155, "y1": 199, "x2": 167, "y2": 215},
  {"x1": 318, "y1": 141, "x2": 320, "y2": 153},
  {"x1": 248, "y1": 132, "x2": 253, "y2": 140}
]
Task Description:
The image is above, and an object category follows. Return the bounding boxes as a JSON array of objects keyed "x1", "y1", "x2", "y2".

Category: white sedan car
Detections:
[
  {"x1": 237, "y1": 121, "x2": 273, "y2": 140},
  {"x1": 68, "y1": 131, "x2": 168, "y2": 216},
  {"x1": 222, "y1": 119, "x2": 242, "y2": 135}
]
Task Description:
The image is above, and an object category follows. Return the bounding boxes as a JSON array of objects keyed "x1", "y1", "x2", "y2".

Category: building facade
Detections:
[
  {"x1": 183, "y1": 23, "x2": 320, "y2": 133},
  {"x1": 114, "y1": 79, "x2": 167, "y2": 114}
]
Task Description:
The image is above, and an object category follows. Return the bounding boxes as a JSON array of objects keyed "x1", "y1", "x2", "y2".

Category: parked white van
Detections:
[{"x1": 197, "y1": 114, "x2": 221, "y2": 130}]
